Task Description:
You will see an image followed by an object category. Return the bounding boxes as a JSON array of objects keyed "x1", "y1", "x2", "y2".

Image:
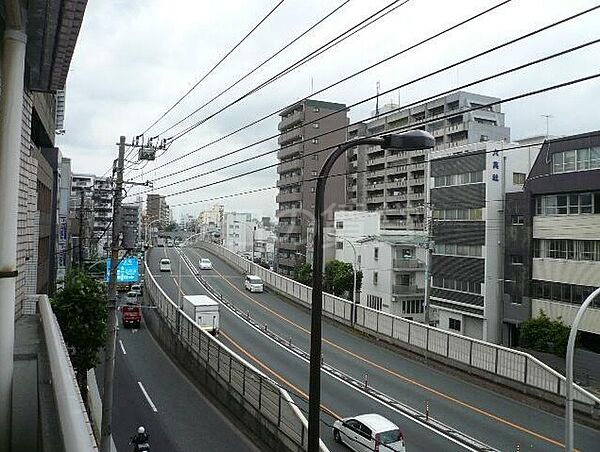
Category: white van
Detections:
[
  {"x1": 244, "y1": 275, "x2": 264, "y2": 293},
  {"x1": 333, "y1": 413, "x2": 405, "y2": 452},
  {"x1": 159, "y1": 258, "x2": 171, "y2": 272}
]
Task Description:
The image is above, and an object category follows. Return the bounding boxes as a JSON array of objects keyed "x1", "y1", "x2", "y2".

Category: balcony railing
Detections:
[
  {"x1": 392, "y1": 284, "x2": 423, "y2": 294},
  {"x1": 278, "y1": 109, "x2": 304, "y2": 130},
  {"x1": 278, "y1": 128, "x2": 302, "y2": 146},
  {"x1": 277, "y1": 143, "x2": 303, "y2": 160},
  {"x1": 277, "y1": 158, "x2": 303, "y2": 174},
  {"x1": 392, "y1": 259, "x2": 424, "y2": 270}
]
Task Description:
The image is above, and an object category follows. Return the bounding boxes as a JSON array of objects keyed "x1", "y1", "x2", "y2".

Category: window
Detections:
[
  {"x1": 432, "y1": 276, "x2": 481, "y2": 294},
  {"x1": 511, "y1": 215, "x2": 524, "y2": 225},
  {"x1": 532, "y1": 280, "x2": 600, "y2": 307},
  {"x1": 312, "y1": 106, "x2": 320, "y2": 113},
  {"x1": 312, "y1": 122, "x2": 319, "y2": 129},
  {"x1": 366, "y1": 294, "x2": 383, "y2": 310},
  {"x1": 433, "y1": 170, "x2": 483, "y2": 187},
  {"x1": 552, "y1": 147, "x2": 600, "y2": 173},
  {"x1": 434, "y1": 208, "x2": 483, "y2": 221},
  {"x1": 335, "y1": 241, "x2": 343, "y2": 250},
  {"x1": 374, "y1": 247, "x2": 379, "y2": 260},
  {"x1": 449, "y1": 318, "x2": 461, "y2": 331},
  {"x1": 311, "y1": 170, "x2": 317, "y2": 176},
  {"x1": 533, "y1": 239, "x2": 600, "y2": 261},
  {"x1": 535, "y1": 192, "x2": 599, "y2": 216},
  {"x1": 335, "y1": 221, "x2": 343, "y2": 229},
  {"x1": 480, "y1": 135, "x2": 489, "y2": 142},
  {"x1": 513, "y1": 172, "x2": 526, "y2": 185},
  {"x1": 511, "y1": 255, "x2": 524, "y2": 265},
  {"x1": 435, "y1": 243, "x2": 483, "y2": 257},
  {"x1": 373, "y1": 272, "x2": 378, "y2": 285},
  {"x1": 312, "y1": 154, "x2": 319, "y2": 160},
  {"x1": 310, "y1": 187, "x2": 315, "y2": 193},
  {"x1": 312, "y1": 138, "x2": 319, "y2": 144}
]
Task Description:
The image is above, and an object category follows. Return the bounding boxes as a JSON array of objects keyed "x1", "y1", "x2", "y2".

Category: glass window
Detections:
[
  {"x1": 457, "y1": 245, "x2": 470, "y2": 256},
  {"x1": 373, "y1": 271, "x2": 378, "y2": 285},
  {"x1": 580, "y1": 193, "x2": 593, "y2": 213},
  {"x1": 471, "y1": 171, "x2": 483, "y2": 183},
  {"x1": 577, "y1": 148, "x2": 590, "y2": 170},
  {"x1": 513, "y1": 172, "x2": 526, "y2": 185},
  {"x1": 590, "y1": 147, "x2": 600, "y2": 169},
  {"x1": 460, "y1": 173, "x2": 470, "y2": 184},
  {"x1": 511, "y1": 255, "x2": 524, "y2": 264},
  {"x1": 335, "y1": 221, "x2": 343, "y2": 229},
  {"x1": 564, "y1": 150, "x2": 576, "y2": 171},
  {"x1": 553, "y1": 152, "x2": 564, "y2": 173},
  {"x1": 312, "y1": 122, "x2": 319, "y2": 129},
  {"x1": 512, "y1": 214, "x2": 524, "y2": 224},
  {"x1": 471, "y1": 209, "x2": 483, "y2": 220},
  {"x1": 544, "y1": 196, "x2": 557, "y2": 215},
  {"x1": 449, "y1": 318, "x2": 461, "y2": 331},
  {"x1": 446, "y1": 244, "x2": 457, "y2": 255},
  {"x1": 568, "y1": 194, "x2": 579, "y2": 214},
  {"x1": 556, "y1": 195, "x2": 568, "y2": 215},
  {"x1": 312, "y1": 138, "x2": 319, "y2": 144},
  {"x1": 335, "y1": 241, "x2": 343, "y2": 250},
  {"x1": 374, "y1": 247, "x2": 379, "y2": 260}
]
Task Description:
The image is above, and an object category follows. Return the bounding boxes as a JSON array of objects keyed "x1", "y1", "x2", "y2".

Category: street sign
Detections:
[{"x1": 105, "y1": 257, "x2": 139, "y2": 283}]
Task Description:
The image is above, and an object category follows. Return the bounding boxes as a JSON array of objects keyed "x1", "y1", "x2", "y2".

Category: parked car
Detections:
[
  {"x1": 130, "y1": 284, "x2": 143, "y2": 296},
  {"x1": 159, "y1": 258, "x2": 171, "y2": 272},
  {"x1": 333, "y1": 414, "x2": 405, "y2": 452},
  {"x1": 125, "y1": 290, "x2": 140, "y2": 301},
  {"x1": 199, "y1": 258, "x2": 212, "y2": 270},
  {"x1": 244, "y1": 275, "x2": 264, "y2": 293}
]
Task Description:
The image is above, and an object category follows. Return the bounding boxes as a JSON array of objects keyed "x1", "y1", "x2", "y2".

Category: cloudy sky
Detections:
[{"x1": 57, "y1": 0, "x2": 600, "y2": 220}]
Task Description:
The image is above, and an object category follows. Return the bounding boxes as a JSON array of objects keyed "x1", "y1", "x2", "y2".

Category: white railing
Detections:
[
  {"x1": 37, "y1": 294, "x2": 98, "y2": 450},
  {"x1": 144, "y1": 262, "x2": 328, "y2": 452},
  {"x1": 198, "y1": 242, "x2": 600, "y2": 413}
]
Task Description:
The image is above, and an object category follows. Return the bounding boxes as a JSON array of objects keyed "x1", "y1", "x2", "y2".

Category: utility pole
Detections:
[
  {"x1": 78, "y1": 189, "x2": 86, "y2": 266},
  {"x1": 423, "y1": 202, "x2": 434, "y2": 326},
  {"x1": 100, "y1": 136, "x2": 125, "y2": 452}
]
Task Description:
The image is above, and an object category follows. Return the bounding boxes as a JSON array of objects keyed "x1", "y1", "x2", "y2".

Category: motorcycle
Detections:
[{"x1": 129, "y1": 438, "x2": 150, "y2": 452}]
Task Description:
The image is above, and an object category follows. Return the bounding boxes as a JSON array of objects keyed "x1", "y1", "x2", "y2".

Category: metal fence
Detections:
[
  {"x1": 198, "y1": 242, "x2": 600, "y2": 414},
  {"x1": 143, "y1": 262, "x2": 328, "y2": 452}
]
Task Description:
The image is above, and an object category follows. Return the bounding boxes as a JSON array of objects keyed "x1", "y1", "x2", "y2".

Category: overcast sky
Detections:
[{"x1": 57, "y1": 0, "x2": 600, "y2": 220}]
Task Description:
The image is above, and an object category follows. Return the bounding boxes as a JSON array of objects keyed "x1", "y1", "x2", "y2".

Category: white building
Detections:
[
  {"x1": 221, "y1": 212, "x2": 253, "y2": 254},
  {"x1": 200, "y1": 204, "x2": 224, "y2": 230},
  {"x1": 357, "y1": 234, "x2": 427, "y2": 320}
]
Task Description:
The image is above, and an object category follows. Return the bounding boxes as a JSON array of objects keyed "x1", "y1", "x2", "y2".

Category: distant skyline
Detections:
[{"x1": 58, "y1": 0, "x2": 600, "y2": 218}]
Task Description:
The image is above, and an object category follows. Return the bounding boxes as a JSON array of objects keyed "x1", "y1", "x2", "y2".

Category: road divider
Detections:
[{"x1": 137, "y1": 381, "x2": 158, "y2": 412}]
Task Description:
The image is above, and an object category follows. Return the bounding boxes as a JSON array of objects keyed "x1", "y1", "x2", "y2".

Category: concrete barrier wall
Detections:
[
  {"x1": 198, "y1": 242, "x2": 600, "y2": 416},
  {"x1": 143, "y1": 261, "x2": 328, "y2": 452}
]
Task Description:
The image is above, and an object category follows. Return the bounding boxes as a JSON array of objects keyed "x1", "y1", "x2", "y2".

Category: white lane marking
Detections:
[
  {"x1": 138, "y1": 381, "x2": 158, "y2": 412},
  {"x1": 119, "y1": 339, "x2": 127, "y2": 355}
]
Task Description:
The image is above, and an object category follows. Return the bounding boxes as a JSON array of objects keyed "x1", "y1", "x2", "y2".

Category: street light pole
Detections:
[
  {"x1": 176, "y1": 232, "x2": 204, "y2": 331},
  {"x1": 308, "y1": 131, "x2": 434, "y2": 451},
  {"x1": 565, "y1": 287, "x2": 600, "y2": 451}
]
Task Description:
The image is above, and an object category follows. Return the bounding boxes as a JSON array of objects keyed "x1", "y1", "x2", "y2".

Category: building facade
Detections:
[
  {"x1": 503, "y1": 131, "x2": 600, "y2": 346},
  {"x1": 275, "y1": 98, "x2": 348, "y2": 276},
  {"x1": 347, "y1": 91, "x2": 510, "y2": 232},
  {"x1": 146, "y1": 193, "x2": 170, "y2": 228},
  {"x1": 221, "y1": 212, "x2": 253, "y2": 254},
  {"x1": 429, "y1": 140, "x2": 540, "y2": 343}
]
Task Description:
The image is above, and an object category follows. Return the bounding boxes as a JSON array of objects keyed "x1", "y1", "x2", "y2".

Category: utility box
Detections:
[{"x1": 182, "y1": 295, "x2": 220, "y2": 335}]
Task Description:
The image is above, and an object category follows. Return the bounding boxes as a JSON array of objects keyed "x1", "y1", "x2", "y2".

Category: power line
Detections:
[
  {"x1": 152, "y1": 0, "x2": 351, "y2": 139},
  {"x1": 129, "y1": 0, "x2": 519, "y2": 181},
  {"x1": 140, "y1": 0, "x2": 288, "y2": 136},
  {"x1": 156, "y1": 72, "x2": 600, "y2": 200},
  {"x1": 162, "y1": 0, "x2": 413, "y2": 142},
  {"x1": 130, "y1": 37, "x2": 600, "y2": 199}
]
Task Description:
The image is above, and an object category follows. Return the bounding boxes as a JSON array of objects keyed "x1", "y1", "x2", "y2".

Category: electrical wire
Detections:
[
  {"x1": 152, "y1": 0, "x2": 351, "y2": 140},
  {"x1": 161, "y1": 0, "x2": 412, "y2": 141},
  {"x1": 142, "y1": 5, "x2": 600, "y2": 189},
  {"x1": 128, "y1": 38, "x2": 600, "y2": 200},
  {"x1": 140, "y1": 0, "x2": 289, "y2": 136}
]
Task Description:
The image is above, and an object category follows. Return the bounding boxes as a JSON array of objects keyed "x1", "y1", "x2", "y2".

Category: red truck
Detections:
[{"x1": 121, "y1": 303, "x2": 142, "y2": 328}]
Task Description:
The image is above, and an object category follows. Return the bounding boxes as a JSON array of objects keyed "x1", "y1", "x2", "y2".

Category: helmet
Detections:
[{"x1": 137, "y1": 426, "x2": 145, "y2": 434}]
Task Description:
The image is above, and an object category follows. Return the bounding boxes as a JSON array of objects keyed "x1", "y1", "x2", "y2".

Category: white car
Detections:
[
  {"x1": 199, "y1": 258, "x2": 212, "y2": 270},
  {"x1": 244, "y1": 275, "x2": 264, "y2": 293},
  {"x1": 159, "y1": 258, "x2": 171, "y2": 272},
  {"x1": 130, "y1": 284, "x2": 142, "y2": 296},
  {"x1": 333, "y1": 414, "x2": 405, "y2": 452}
]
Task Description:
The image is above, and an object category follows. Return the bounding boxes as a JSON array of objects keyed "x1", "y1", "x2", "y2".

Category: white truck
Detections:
[{"x1": 181, "y1": 295, "x2": 220, "y2": 335}]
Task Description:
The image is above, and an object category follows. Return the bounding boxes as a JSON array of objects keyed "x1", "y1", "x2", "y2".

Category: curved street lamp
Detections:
[
  {"x1": 326, "y1": 232, "x2": 360, "y2": 325},
  {"x1": 308, "y1": 131, "x2": 435, "y2": 451}
]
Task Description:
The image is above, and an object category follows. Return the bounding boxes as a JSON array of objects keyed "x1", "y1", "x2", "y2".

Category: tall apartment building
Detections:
[
  {"x1": 503, "y1": 131, "x2": 600, "y2": 347},
  {"x1": 429, "y1": 140, "x2": 540, "y2": 343},
  {"x1": 146, "y1": 193, "x2": 171, "y2": 228},
  {"x1": 347, "y1": 91, "x2": 510, "y2": 231},
  {"x1": 70, "y1": 174, "x2": 113, "y2": 259},
  {"x1": 57, "y1": 157, "x2": 72, "y2": 287},
  {"x1": 275, "y1": 99, "x2": 348, "y2": 276},
  {"x1": 122, "y1": 204, "x2": 142, "y2": 249}
]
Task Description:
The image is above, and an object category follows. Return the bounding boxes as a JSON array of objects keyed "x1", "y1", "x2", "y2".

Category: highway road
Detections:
[
  {"x1": 150, "y1": 245, "x2": 600, "y2": 451},
  {"x1": 100, "y1": 290, "x2": 259, "y2": 451}
]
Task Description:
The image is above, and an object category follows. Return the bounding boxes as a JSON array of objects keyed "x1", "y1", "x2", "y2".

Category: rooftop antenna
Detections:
[
  {"x1": 375, "y1": 81, "x2": 380, "y2": 116},
  {"x1": 541, "y1": 114, "x2": 553, "y2": 138}
]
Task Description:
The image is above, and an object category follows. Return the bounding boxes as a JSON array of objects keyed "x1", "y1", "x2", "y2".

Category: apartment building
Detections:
[
  {"x1": 503, "y1": 131, "x2": 600, "y2": 346},
  {"x1": 122, "y1": 204, "x2": 142, "y2": 249},
  {"x1": 276, "y1": 99, "x2": 348, "y2": 276},
  {"x1": 347, "y1": 91, "x2": 510, "y2": 231},
  {"x1": 146, "y1": 193, "x2": 171, "y2": 228},
  {"x1": 429, "y1": 140, "x2": 540, "y2": 343},
  {"x1": 221, "y1": 212, "x2": 253, "y2": 254},
  {"x1": 57, "y1": 157, "x2": 72, "y2": 288}
]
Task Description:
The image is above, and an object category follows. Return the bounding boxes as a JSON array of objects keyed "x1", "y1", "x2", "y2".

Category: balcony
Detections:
[
  {"x1": 386, "y1": 179, "x2": 407, "y2": 188},
  {"x1": 410, "y1": 177, "x2": 425, "y2": 185},
  {"x1": 392, "y1": 284, "x2": 424, "y2": 295},
  {"x1": 278, "y1": 128, "x2": 302, "y2": 146},
  {"x1": 392, "y1": 259, "x2": 425, "y2": 270},
  {"x1": 278, "y1": 109, "x2": 305, "y2": 130},
  {"x1": 446, "y1": 123, "x2": 466, "y2": 134},
  {"x1": 386, "y1": 166, "x2": 408, "y2": 177},
  {"x1": 366, "y1": 168, "x2": 386, "y2": 179},
  {"x1": 277, "y1": 241, "x2": 303, "y2": 251},
  {"x1": 277, "y1": 174, "x2": 303, "y2": 187},
  {"x1": 276, "y1": 191, "x2": 302, "y2": 203},
  {"x1": 278, "y1": 223, "x2": 302, "y2": 234},
  {"x1": 276, "y1": 207, "x2": 303, "y2": 218},
  {"x1": 410, "y1": 162, "x2": 425, "y2": 171},
  {"x1": 277, "y1": 143, "x2": 303, "y2": 160},
  {"x1": 381, "y1": 220, "x2": 407, "y2": 230},
  {"x1": 277, "y1": 256, "x2": 298, "y2": 268},
  {"x1": 387, "y1": 193, "x2": 407, "y2": 202},
  {"x1": 366, "y1": 195, "x2": 385, "y2": 204},
  {"x1": 366, "y1": 155, "x2": 386, "y2": 166},
  {"x1": 277, "y1": 158, "x2": 303, "y2": 174},
  {"x1": 409, "y1": 192, "x2": 424, "y2": 200}
]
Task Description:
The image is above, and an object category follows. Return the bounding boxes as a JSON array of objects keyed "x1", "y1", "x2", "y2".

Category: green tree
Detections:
[
  {"x1": 518, "y1": 311, "x2": 575, "y2": 357},
  {"x1": 52, "y1": 270, "x2": 108, "y2": 399},
  {"x1": 323, "y1": 260, "x2": 362, "y2": 300},
  {"x1": 294, "y1": 263, "x2": 313, "y2": 286}
]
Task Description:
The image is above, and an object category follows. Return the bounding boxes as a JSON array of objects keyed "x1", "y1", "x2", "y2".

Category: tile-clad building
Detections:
[
  {"x1": 503, "y1": 131, "x2": 600, "y2": 346},
  {"x1": 429, "y1": 140, "x2": 540, "y2": 343},
  {"x1": 346, "y1": 91, "x2": 511, "y2": 231},
  {"x1": 275, "y1": 99, "x2": 348, "y2": 276}
]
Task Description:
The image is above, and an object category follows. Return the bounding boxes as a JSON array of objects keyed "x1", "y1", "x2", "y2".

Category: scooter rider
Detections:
[{"x1": 130, "y1": 426, "x2": 150, "y2": 451}]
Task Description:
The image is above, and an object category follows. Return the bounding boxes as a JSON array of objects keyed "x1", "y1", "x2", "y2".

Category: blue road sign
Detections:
[{"x1": 105, "y1": 257, "x2": 139, "y2": 283}]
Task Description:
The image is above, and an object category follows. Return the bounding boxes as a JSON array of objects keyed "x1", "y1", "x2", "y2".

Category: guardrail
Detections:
[
  {"x1": 197, "y1": 241, "x2": 600, "y2": 416},
  {"x1": 143, "y1": 261, "x2": 328, "y2": 452},
  {"x1": 37, "y1": 294, "x2": 98, "y2": 450}
]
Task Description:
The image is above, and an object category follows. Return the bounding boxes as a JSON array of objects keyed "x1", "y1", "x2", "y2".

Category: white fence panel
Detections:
[
  {"x1": 496, "y1": 349, "x2": 526, "y2": 382},
  {"x1": 409, "y1": 324, "x2": 428, "y2": 349},
  {"x1": 363, "y1": 308, "x2": 378, "y2": 331},
  {"x1": 471, "y1": 343, "x2": 496, "y2": 373},
  {"x1": 447, "y1": 335, "x2": 471, "y2": 365},
  {"x1": 527, "y1": 358, "x2": 559, "y2": 394},
  {"x1": 428, "y1": 329, "x2": 448, "y2": 357},
  {"x1": 378, "y1": 313, "x2": 393, "y2": 337}
]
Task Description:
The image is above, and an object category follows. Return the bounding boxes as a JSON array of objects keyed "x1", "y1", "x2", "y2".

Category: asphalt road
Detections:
[
  {"x1": 150, "y1": 246, "x2": 600, "y2": 451},
  {"x1": 99, "y1": 289, "x2": 259, "y2": 451}
]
